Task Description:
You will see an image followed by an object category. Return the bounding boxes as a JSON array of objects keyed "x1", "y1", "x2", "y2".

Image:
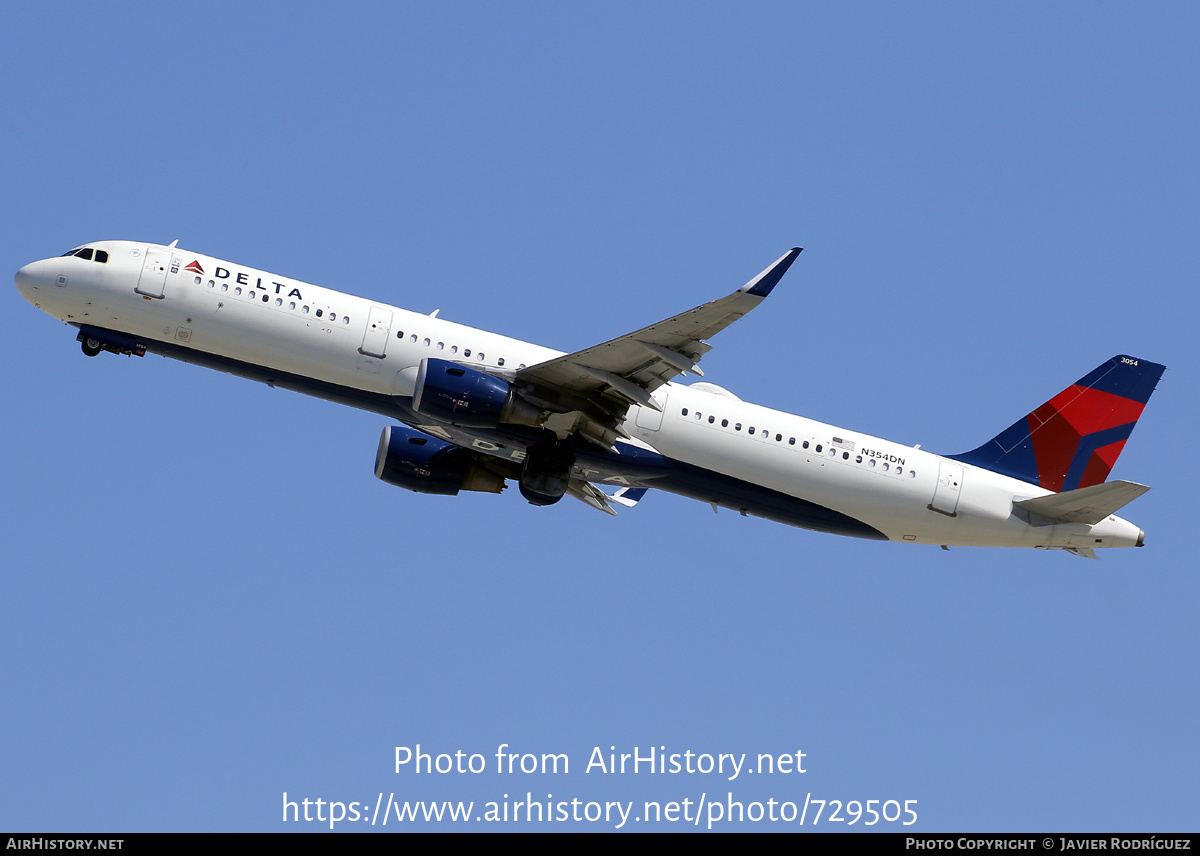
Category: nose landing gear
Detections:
[{"x1": 73, "y1": 327, "x2": 146, "y2": 358}]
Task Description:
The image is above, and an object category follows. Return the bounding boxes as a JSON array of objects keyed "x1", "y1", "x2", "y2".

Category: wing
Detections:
[{"x1": 511, "y1": 248, "x2": 801, "y2": 447}]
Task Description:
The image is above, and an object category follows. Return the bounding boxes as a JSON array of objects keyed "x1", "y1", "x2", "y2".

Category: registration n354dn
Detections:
[{"x1": 16, "y1": 242, "x2": 1164, "y2": 556}]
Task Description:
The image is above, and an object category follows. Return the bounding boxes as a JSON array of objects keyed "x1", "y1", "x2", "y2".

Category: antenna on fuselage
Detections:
[{"x1": 167, "y1": 239, "x2": 179, "y2": 248}]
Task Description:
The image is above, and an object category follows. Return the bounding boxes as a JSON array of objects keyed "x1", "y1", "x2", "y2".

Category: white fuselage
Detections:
[{"x1": 16, "y1": 240, "x2": 1145, "y2": 551}]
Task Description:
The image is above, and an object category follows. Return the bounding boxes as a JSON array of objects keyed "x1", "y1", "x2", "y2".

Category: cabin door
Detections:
[
  {"x1": 929, "y1": 462, "x2": 964, "y2": 516},
  {"x1": 134, "y1": 247, "x2": 171, "y2": 298},
  {"x1": 635, "y1": 388, "x2": 668, "y2": 431},
  {"x1": 359, "y1": 306, "x2": 393, "y2": 358}
]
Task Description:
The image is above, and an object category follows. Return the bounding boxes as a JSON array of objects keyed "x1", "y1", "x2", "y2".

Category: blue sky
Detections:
[{"x1": 2, "y1": 3, "x2": 1196, "y2": 831}]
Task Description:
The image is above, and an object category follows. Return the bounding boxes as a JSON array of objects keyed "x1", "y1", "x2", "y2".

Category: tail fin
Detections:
[{"x1": 949, "y1": 355, "x2": 1165, "y2": 492}]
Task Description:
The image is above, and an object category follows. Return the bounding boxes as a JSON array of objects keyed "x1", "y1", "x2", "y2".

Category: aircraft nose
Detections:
[{"x1": 14, "y1": 260, "x2": 47, "y2": 302}]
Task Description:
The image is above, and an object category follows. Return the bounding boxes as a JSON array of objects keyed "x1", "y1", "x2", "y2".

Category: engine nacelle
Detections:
[
  {"x1": 374, "y1": 424, "x2": 506, "y2": 495},
  {"x1": 411, "y1": 358, "x2": 541, "y2": 428}
]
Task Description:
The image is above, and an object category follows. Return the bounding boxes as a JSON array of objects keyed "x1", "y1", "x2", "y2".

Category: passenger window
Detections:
[
  {"x1": 330, "y1": 313, "x2": 337, "y2": 321},
  {"x1": 235, "y1": 287, "x2": 242, "y2": 295},
  {"x1": 681, "y1": 408, "x2": 688, "y2": 416},
  {"x1": 194, "y1": 276, "x2": 202, "y2": 285},
  {"x1": 721, "y1": 419, "x2": 728, "y2": 427},
  {"x1": 735, "y1": 423, "x2": 741, "y2": 431},
  {"x1": 275, "y1": 298, "x2": 282, "y2": 306},
  {"x1": 776, "y1": 434, "x2": 782, "y2": 442},
  {"x1": 316, "y1": 309, "x2": 323, "y2": 317},
  {"x1": 302, "y1": 305, "x2": 309, "y2": 314},
  {"x1": 748, "y1": 427, "x2": 755, "y2": 435},
  {"x1": 882, "y1": 463, "x2": 890, "y2": 471},
  {"x1": 815, "y1": 444, "x2": 822, "y2": 453},
  {"x1": 788, "y1": 437, "x2": 795, "y2": 445},
  {"x1": 803, "y1": 441, "x2": 809, "y2": 449},
  {"x1": 708, "y1": 416, "x2": 715, "y2": 424},
  {"x1": 843, "y1": 451, "x2": 849, "y2": 459},
  {"x1": 498, "y1": 358, "x2": 505, "y2": 366},
  {"x1": 437, "y1": 342, "x2": 444, "y2": 350},
  {"x1": 451, "y1": 345, "x2": 458, "y2": 353},
  {"x1": 464, "y1": 349, "x2": 471, "y2": 357},
  {"x1": 410, "y1": 334, "x2": 417, "y2": 342}
]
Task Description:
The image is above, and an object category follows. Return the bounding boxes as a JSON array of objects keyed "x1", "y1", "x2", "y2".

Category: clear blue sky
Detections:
[{"x1": 2, "y1": 3, "x2": 1196, "y2": 831}]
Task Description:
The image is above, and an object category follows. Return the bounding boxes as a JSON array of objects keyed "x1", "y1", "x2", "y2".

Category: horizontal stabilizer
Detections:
[{"x1": 1014, "y1": 480, "x2": 1150, "y2": 525}]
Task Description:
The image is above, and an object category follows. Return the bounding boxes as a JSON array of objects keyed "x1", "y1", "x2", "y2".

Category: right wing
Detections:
[{"x1": 511, "y1": 248, "x2": 802, "y2": 447}]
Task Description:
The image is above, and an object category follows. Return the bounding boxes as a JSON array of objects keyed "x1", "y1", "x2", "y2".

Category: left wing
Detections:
[{"x1": 511, "y1": 248, "x2": 801, "y2": 447}]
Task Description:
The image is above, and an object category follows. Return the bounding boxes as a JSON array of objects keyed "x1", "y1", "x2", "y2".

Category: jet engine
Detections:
[
  {"x1": 374, "y1": 424, "x2": 506, "y2": 495},
  {"x1": 411, "y1": 358, "x2": 542, "y2": 429}
]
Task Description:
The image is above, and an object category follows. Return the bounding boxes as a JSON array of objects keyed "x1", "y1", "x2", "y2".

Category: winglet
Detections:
[
  {"x1": 610, "y1": 487, "x2": 648, "y2": 508},
  {"x1": 739, "y1": 247, "x2": 803, "y2": 297}
]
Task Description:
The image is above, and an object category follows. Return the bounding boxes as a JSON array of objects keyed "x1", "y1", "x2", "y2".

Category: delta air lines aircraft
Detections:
[{"x1": 16, "y1": 241, "x2": 1164, "y2": 556}]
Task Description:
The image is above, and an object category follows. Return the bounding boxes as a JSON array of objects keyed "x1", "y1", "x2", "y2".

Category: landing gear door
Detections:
[
  {"x1": 929, "y1": 462, "x2": 964, "y2": 517},
  {"x1": 359, "y1": 306, "x2": 393, "y2": 358},
  {"x1": 135, "y1": 247, "x2": 171, "y2": 298}
]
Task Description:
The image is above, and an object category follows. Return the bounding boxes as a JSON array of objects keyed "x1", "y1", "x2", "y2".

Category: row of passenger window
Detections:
[
  {"x1": 679, "y1": 407, "x2": 917, "y2": 478},
  {"x1": 198, "y1": 277, "x2": 351, "y2": 324},
  {"x1": 195, "y1": 272, "x2": 528, "y2": 368},
  {"x1": 392, "y1": 330, "x2": 526, "y2": 369},
  {"x1": 61, "y1": 247, "x2": 110, "y2": 263}
]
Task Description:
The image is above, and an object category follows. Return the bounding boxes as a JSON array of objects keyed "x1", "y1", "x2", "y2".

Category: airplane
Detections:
[{"x1": 15, "y1": 240, "x2": 1165, "y2": 556}]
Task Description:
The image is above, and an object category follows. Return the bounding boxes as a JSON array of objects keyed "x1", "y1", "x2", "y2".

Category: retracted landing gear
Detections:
[
  {"x1": 74, "y1": 327, "x2": 146, "y2": 358},
  {"x1": 518, "y1": 438, "x2": 575, "y2": 506}
]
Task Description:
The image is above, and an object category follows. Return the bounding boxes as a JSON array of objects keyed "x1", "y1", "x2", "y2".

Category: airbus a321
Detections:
[{"x1": 16, "y1": 241, "x2": 1164, "y2": 556}]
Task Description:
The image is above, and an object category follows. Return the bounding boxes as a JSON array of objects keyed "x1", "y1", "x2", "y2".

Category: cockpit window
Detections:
[{"x1": 59, "y1": 247, "x2": 108, "y2": 263}]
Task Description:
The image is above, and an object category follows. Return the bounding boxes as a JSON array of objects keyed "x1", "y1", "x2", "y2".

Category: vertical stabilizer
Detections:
[{"x1": 950, "y1": 355, "x2": 1164, "y2": 491}]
